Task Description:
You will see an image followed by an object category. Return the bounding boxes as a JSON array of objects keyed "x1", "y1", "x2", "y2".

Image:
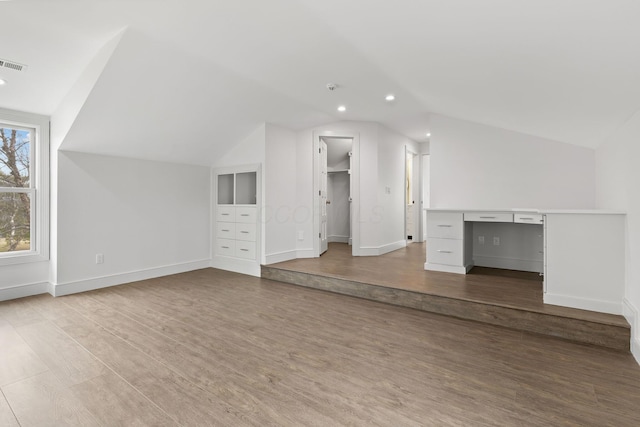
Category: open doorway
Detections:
[
  {"x1": 405, "y1": 148, "x2": 420, "y2": 243},
  {"x1": 313, "y1": 132, "x2": 359, "y2": 257}
]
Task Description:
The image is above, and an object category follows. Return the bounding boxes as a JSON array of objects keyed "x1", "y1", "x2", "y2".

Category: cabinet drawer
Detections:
[
  {"x1": 216, "y1": 222, "x2": 236, "y2": 239},
  {"x1": 427, "y1": 238, "x2": 464, "y2": 266},
  {"x1": 216, "y1": 239, "x2": 236, "y2": 256},
  {"x1": 235, "y1": 240, "x2": 256, "y2": 259},
  {"x1": 236, "y1": 223, "x2": 256, "y2": 241},
  {"x1": 514, "y1": 213, "x2": 544, "y2": 224},
  {"x1": 216, "y1": 206, "x2": 235, "y2": 222},
  {"x1": 236, "y1": 206, "x2": 257, "y2": 223},
  {"x1": 427, "y1": 212, "x2": 463, "y2": 239},
  {"x1": 464, "y1": 212, "x2": 513, "y2": 223}
]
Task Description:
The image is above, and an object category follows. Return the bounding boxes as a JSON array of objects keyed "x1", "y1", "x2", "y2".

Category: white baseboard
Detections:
[
  {"x1": 211, "y1": 256, "x2": 260, "y2": 277},
  {"x1": 359, "y1": 240, "x2": 406, "y2": 256},
  {"x1": 52, "y1": 259, "x2": 211, "y2": 297},
  {"x1": 328, "y1": 235, "x2": 349, "y2": 244},
  {"x1": 264, "y1": 250, "x2": 297, "y2": 265},
  {"x1": 544, "y1": 292, "x2": 622, "y2": 315},
  {"x1": 473, "y1": 255, "x2": 542, "y2": 273},
  {"x1": 623, "y1": 298, "x2": 640, "y2": 365},
  {"x1": 424, "y1": 262, "x2": 472, "y2": 274},
  {"x1": 0, "y1": 282, "x2": 49, "y2": 302},
  {"x1": 296, "y1": 249, "x2": 315, "y2": 259}
]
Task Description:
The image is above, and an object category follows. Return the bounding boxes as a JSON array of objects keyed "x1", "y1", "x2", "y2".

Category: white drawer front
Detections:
[
  {"x1": 428, "y1": 238, "x2": 463, "y2": 266},
  {"x1": 236, "y1": 223, "x2": 256, "y2": 241},
  {"x1": 236, "y1": 206, "x2": 257, "y2": 223},
  {"x1": 216, "y1": 206, "x2": 235, "y2": 222},
  {"x1": 464, "y1": 212, "x2": 513, "y2": 223},
  {"x1": 427, "y1": 212, "x2": 463, "y2": 239},
  {"x1": 514, "y1": 213, "x2": 544, "y2": 224},
  {"x1": 216, "y1": 239, "x2": 236, "y2": 256},
  {"x1": 216, "y1": 222, "x2": 236, "y2": 239},
  {"x1": 235, "y1": 240, "x2": 256, "y2": 259}
]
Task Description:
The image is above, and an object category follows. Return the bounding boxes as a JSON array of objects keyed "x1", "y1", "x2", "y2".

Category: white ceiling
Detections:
[{"x1": 1, "y1": 0, "x2": 640, "y2": 165}]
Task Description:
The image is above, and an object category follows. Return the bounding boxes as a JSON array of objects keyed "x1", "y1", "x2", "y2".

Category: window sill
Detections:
[{"x1": 0, "y1": 251, "x2": 49, "y2": 267}]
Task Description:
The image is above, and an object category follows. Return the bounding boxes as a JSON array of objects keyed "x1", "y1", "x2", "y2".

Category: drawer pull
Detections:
[
  {"x1": 519, "y1": 217, "x2": 534, "y2": 220},
  {"x1": 240, "y1": 249, "x2": 249, "y2": 252},
  {"x1": 240, "y1": 214, "x2": 250, "y2": 217},
  {"x1": 221, "y1": 246, "x2": 230, "y2": 249},
  {"x1": 221, "y1": 229, "x2": 230, "y2": 232},
  {"x1": 221, "y1": 213, "x2": 230, "y2": 216},
  {"x1": 240, "y1": 231, "x2": 249, "y2": 234},
  {"x1": 437, "y1": 250, "x2": 453, "y2": 253},
  {"x1": 437, "y1": 224, "x2": 452, "y2": 228},
  {"x1": 479, "y1": 216, "x2": 496, "y2": 219}
]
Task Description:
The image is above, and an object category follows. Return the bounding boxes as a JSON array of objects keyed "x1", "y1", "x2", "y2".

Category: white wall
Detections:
[
  {"x1": 264, "y1": 123, "x2": 297, "y2": 263},
  {"x1": 377, "y1": 125, "x2": 419, "y2": 251},
  {"x1": 430, "y1": 114, "x2": 596, "y2": 209},
  {"x1": 54, "y1": 151, "x2": 210, "y2": 294},
  {"x1": 596, "y1": 110, "x2": 640, "y2": 361},
  {"x1": 213, "y1": 124, "x2": 265, "y2": 168}
]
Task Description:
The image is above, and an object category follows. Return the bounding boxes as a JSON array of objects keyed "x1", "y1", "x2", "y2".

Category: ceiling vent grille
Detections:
[{"x1": 0, "y1": 58, "x2": 28, "y2": 72}]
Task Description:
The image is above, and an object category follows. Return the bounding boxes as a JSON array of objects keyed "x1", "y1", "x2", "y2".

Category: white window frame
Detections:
[{"x1": 0, "y1": 108, "x2": 49, "y2": 266}]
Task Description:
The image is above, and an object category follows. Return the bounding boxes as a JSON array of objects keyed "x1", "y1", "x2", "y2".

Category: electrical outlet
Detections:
[
  {"x1": 493, "y1": 237, "x2": 500, "y2": 246},
  {"x1": 96, "y1": 253, "x2": 104, "y2": 264},
  {"x1": 297, "y1": 231, "x2": 304, "y2": 241},
  {"x1": 478, "y1": 236, "x2": 485, "y2": 245}
]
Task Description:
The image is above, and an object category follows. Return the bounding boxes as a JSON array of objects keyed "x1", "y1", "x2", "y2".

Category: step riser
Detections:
[{"x1": 262, "y1": 266, "x2": 630, "y2": 351}]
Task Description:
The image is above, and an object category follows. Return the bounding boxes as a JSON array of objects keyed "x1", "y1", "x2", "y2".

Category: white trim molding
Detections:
[
  {"x1": 264, "y1": 250, "x2": 298, "y2": 265},
  {"x1": 52, "y1": 259, "x2": 211, "y2": 297},
  {"x1": 359, "y1": 240, "x2": 406, "y2": 257},
  {"x1": 211, "y1": 256, "x2": 260, "y2": 277},
  {"x1": 544, "y1": 292, "x2": 622, "y2": 316},
  {"x1": 0, "y1": 282, "x2": 49, "y2": 302},
  {"x1": 623, "y1": 298, "x2": 640, "y2": 365}
]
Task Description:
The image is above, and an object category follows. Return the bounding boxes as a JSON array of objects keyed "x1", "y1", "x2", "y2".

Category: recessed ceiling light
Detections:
[
  {"x1": 337, "y1": 105, "x2": 346, "y2": 112},
  {"x1": 426, "y1": 132, "x2": 431, "y2": 138},
  {"x1": 0, "y1": 78, "x2": 6, "y2": 86},
  {"x1": 385, "y1": 94, "x2": 395, "y2": 101}
]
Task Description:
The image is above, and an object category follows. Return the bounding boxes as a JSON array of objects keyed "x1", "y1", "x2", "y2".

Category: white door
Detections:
[{"x1": 320, "y1": 140, "x2": 328, "y2": 254}]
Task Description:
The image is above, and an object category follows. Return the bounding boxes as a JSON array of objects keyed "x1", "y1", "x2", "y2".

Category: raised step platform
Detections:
[{"x1": 261, "y1": 264, "x2": 630, "y2": 351}]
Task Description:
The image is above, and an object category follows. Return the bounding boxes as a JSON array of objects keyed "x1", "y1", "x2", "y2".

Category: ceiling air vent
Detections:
[{"x1": 0, "y1": 58, "x2": 28, "y2": 72}]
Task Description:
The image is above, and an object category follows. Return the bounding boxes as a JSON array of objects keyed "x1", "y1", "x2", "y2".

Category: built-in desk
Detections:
[{"x1": 425, "y1": 209, "x2": 626, "y2": 315}]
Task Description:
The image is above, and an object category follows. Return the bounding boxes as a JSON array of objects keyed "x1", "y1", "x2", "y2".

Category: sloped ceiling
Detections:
[{"x1": 1, "y1": 0, "x2": 640, "y2": 165}]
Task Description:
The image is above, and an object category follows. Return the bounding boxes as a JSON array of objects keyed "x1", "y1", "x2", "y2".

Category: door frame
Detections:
[
  {"x1": 404, "y1": 146, "x2": 421, "y2": 243},
  {"x1": 313, "y1": 131, "x2": 360, "y2": 257}
]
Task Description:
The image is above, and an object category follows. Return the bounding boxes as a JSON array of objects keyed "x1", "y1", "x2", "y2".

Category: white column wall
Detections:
[
  {"x1": 264, "y1": 123, "x2": 297, "y2": 263},
  {"x1": 596, "y1": 110, "x2": 640, "y2": 362}
]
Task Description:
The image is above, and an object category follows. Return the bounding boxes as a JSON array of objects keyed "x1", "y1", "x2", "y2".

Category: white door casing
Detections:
[{"x1": 320, "y1": 140, "x2": 328, "y2": 254}]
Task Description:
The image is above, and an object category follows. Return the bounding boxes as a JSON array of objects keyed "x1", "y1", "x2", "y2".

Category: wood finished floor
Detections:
[
  {"x1": 271, "y1": 242, "x2": 627, "y2": 327},
  {"x1": 1, "y1": 269, "x2": 640, "y2": 426}
]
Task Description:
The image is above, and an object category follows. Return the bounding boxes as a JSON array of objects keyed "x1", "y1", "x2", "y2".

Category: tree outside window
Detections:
[{"x1": 0, "y1": 125, "x2": 32, "y2": 253}]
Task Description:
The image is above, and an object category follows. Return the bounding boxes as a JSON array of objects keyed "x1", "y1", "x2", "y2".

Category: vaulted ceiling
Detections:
[{"x1": 1, "y1": 0, "x2": 639, "y2": 165}]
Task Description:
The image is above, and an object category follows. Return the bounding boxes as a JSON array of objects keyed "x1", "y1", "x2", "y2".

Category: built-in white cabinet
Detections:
[
  {"x1": 425, "y1": 208, "x2": 626, "y2": 315},
  {"x1": 425, "y1": 211, "x2": 472, "y2": 274},
  {"x1": 213, "y1": 165, "x2": 261, "y2": 276}
]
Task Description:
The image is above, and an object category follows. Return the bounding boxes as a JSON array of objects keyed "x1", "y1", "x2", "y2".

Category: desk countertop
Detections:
[{"x1": 425, "y1": 208, "x2": 625, "y2": 215}]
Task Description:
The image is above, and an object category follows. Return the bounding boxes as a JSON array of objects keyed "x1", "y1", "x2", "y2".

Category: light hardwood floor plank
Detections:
[
  {"x1": 16, "y1": 320, "x2": 107, "y2": 387},
  {"x1": 1, "y1": 268, "x2": 639, "y2": 426},
  {"x1": 70, "y1": 371, "x2": 179, "y2": 427},
  {"x1": 0, "y1": 318, "x2": 49, "y2": 387},
  {"x1": 0, "y1": 390, "x2": 19, "y2": 427},
  {"x1": 2, "y1": 371, "x2": 100, "y2": 427}
]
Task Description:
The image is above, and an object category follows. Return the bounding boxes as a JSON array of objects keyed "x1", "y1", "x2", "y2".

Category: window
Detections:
[{"x1": 0, "y1": 109, "x2": 49, "y2": 265}]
